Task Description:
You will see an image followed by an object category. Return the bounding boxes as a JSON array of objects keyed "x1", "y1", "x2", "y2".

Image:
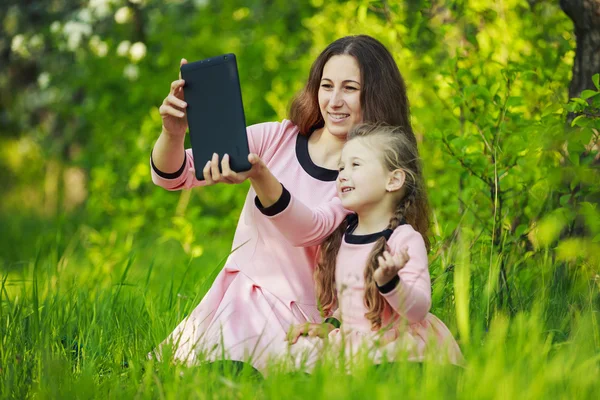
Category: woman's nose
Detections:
[{"x1": 330, "y1": 89, "x2": 344, "y2": 107}]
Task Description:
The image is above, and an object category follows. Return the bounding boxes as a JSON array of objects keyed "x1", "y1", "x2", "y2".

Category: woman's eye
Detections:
[
  {"x1": 321, "y1": 84, "x2": 333, "y2": 89},
  {"x1": 345, "y1": 86, "x2": 358, "y2": 91}
]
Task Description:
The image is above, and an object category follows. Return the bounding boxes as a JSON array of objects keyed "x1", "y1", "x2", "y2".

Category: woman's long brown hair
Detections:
[{"x1": 315, "y1": 124, "x2": 430, "y2": 329}]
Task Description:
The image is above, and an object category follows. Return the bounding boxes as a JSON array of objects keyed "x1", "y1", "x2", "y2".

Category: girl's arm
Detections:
[
  {"x1": 253, "y1": 182, "x2": 350, "y2": 247},
  {"x1": 377, "y1": 230, "x2": 431, "y2": 324}
]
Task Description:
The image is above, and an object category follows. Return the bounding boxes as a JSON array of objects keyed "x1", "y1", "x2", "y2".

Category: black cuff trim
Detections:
[
  {"x1": 377, "y1": 275, "x2": 400, "y2": 294},
  {"x1": 324, "y1": 317, "x2": 341, "y2": 329},
  {"x1": 254, "y1": 185, "x2": 291, "y2": 216},
  {"x1": 151, "y1": 152, "x2": 187, "y2": 179}
]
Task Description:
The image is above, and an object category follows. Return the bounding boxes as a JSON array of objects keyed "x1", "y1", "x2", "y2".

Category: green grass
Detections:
[{"x1": 1, "y1": 219, "x2": 599, "y2": 399}]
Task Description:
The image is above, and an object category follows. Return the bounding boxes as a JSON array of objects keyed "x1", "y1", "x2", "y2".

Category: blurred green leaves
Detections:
[{"x1": 1, "y1": 0, "x2": 597, "y2": 318}]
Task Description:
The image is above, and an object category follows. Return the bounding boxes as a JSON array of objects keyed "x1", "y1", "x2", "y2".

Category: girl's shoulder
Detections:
[{"x1": 387, "y1": 224, "x2": 426, "y2": 252}]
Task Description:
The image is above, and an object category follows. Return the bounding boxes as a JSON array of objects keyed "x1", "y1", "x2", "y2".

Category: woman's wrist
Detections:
[
  {"x1": 152, "y1": 129, "x2": 186, "y2": 174},
  {"x1": 160, "y1": 125, "x2": 186, "y2": 141}
]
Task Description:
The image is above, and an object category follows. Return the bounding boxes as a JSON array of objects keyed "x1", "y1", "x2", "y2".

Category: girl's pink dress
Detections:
[
  {"x1": 150, "y1": 120, "x2": 348, "y2": 373},
  {"x1": 259, "y1": 191, "x2": 464, "y2": 370}
]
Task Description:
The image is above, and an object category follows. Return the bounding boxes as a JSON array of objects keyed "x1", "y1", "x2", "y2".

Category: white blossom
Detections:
[
  {"x1": 90, "y1": 35, "x2": 108, "y2": 57},
  {"x1": 89, "y1": 0, "x2": 112, "y2": 18},
  {"x1": 50, "y1": 21, "x2": 61, "y2": 34},
  {"x1": 38, "y1": 72, "x2": 51, "y2": 89},
  {"x1": 77, "y1": 8, "x2": 92, "y2": 23},
  {"x1": 29, "y1": 34, "x2": 44, "y2": 51},
  {"x1": 11, "y1": 34, "x2": 26, "y2": 55},
  {"x1": 129, "y1": 42, "x2": 147, "y2": 62},
  {"x1": 63, "y1": 21, "x2": 92, "y2": 51},
  {"x1": 117, "y1": 40, "x2": 131, "y2": 57},
  {"x1": 124, "y1": 64, "x2": 140, "y2": 80},
  {"x1": 114, "y1": 7, "x2": 132, "y2": 24}
]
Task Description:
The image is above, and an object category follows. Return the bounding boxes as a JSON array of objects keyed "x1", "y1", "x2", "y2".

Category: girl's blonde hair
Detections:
[{"x1": 315, "y1": 123, "x2": 430, "y2": 329}]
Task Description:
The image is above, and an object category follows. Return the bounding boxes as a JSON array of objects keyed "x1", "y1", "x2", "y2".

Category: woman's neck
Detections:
[
  {"x1": 353, "y1": 204, "x2": 395, "y2": 235},
  {"x1": 307, "y1": 127, "x2": 346, "y2": 170}
]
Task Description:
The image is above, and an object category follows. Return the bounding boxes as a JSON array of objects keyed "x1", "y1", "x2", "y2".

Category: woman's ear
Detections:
[{"x1": 386, "y1": 169, "x2": 406, "y2": 192}]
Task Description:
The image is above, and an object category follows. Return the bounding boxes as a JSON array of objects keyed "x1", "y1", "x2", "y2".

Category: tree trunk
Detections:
[{"x1": 560, "y1": 0, "x2": 600, "y2": 99}]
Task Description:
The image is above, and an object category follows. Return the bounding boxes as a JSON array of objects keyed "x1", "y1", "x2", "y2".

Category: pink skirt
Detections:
[
  {"x1": 287, "y1": 313, "x2": 464, "y2": 372},
  {"x1": 151, "y1": 267, "x2": 321, "y2": 374}
]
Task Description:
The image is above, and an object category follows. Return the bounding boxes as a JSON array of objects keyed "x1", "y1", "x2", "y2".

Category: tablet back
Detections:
[{"x1": 181, "y1": 54, "x2": 251, "y2": 180}]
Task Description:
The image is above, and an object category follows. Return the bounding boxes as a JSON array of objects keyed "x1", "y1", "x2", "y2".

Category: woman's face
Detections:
[{"x1": 318, "y1": 55, "x2": 363, "y2": 140}]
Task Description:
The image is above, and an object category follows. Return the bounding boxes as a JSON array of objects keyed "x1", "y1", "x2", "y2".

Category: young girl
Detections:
[
  {"x1": 251, "y1": 123, "x2": 463, "y2": 370},
  {"x1": 150, "y1": 36, "x2": 418, "y2": 374}
]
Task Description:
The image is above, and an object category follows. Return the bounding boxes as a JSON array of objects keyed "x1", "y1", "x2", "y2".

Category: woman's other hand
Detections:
[{"x1": 286, "y1": 323, "x2": 336, "y2": 344}]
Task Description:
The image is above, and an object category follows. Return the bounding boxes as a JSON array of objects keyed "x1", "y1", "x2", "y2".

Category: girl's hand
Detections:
[
  {"x1": 159, "y1": 58, "x2": 188, "y2": 139},
  {"x1": 286, "y1": 323, "x2": 335, "y2": 344},
  {"x1": 202, "y1": 152, "x2": 268, "y2": 185},
  {"x1": 374, "y1": 247, "x2": 410, "y2": 287}
]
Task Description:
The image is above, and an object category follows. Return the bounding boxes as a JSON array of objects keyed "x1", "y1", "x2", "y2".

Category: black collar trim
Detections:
[
  {"x1": 343, "y1": 214, "x2": 404, "y2": 244},
  {"x1": 295, "y1": 133, "x2": 338, "y2": 182}
]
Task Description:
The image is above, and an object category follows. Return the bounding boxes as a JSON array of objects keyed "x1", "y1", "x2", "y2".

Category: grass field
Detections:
[{"x1": 1, "y1": 214, "x2": 599, "y2": 399}]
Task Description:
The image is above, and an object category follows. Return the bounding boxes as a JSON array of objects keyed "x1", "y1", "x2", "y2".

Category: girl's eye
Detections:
[{"x1": 352, "y1": 162, "x2": 360, "y2": 167}]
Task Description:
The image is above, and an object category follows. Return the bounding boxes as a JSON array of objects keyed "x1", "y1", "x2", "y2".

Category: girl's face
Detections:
[
  {"x1": 318, "y1": 55, "x2": 363, "y2": 140},
  {"x1": 336, "y1": 138, "x2": 389, "y2": 212}
]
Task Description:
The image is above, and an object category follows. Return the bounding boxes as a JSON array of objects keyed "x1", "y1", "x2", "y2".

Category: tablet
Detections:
[{"x1": 181, "y1": 54, "x2": 251, "y2": 180}]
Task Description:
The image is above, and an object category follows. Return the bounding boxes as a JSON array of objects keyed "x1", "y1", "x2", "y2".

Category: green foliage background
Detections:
[{"x1": 1, "y1": 0, "x2": 599, "y2": 398}]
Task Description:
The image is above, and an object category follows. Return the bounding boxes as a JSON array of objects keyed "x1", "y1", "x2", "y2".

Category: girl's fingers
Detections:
[
  {"x1": 202, "y1": 160, "x2": 214, "y2": 185},
  {"x1": 210, "y1": 153, "x2": 222, "y2": 181},
  {"x1": 383, "y1": 251, "x2": 392, "y2": 262},
  {"x1": 221, "y1": 154, "x2": 239, "y2": 182},
  {"x1": 396, "y1": 250, "x2": 410, "y2": 267},
  {"x1": 248, "y1": 153, "x2": 265, "y2": 168},
  {"x1": 383, "y1": 252, "x2": 395, "y2": 268},
  {"x1": 377, "y1": 256, "x2": 386, "y2": 268},
  {"x1": 248, "y1": 153, "x2": 258, "y2": 164}
]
